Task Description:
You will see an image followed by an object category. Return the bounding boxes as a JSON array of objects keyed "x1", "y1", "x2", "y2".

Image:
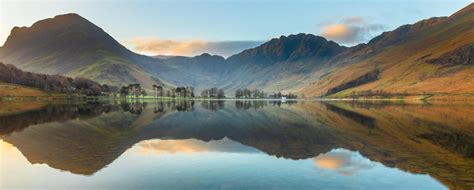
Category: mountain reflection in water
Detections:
[{"x1": 1, "y1": 100, "x2": 473, "y2": 189}]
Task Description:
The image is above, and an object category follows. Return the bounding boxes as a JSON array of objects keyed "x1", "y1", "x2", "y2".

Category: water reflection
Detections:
[
  {"x1": 314, "y1": 149, "x2": 375, "y2": 176},
  {"x1": 0, "y1": 100, "x2": 473, "y2": 189},
  {"x1": 0, "y1": 139, "x2": 444, "y2": 190},
  {"x1": 134, "y1": 138, "x2": 259, "y2": 155}
]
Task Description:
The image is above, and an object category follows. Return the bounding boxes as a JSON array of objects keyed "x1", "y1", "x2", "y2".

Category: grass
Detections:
[
  {"x1": 0, "y1": 82, "x2": 48, "y2": 97},
  {"x1": 299, "y1": 6, "x2": 474, "y2": 98}
]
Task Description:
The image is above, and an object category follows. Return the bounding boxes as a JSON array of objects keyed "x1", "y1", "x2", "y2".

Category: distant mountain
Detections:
[
  {"x1": 227, "y1": 33, "x2": 346, "y2": 65},
  {"x1": 215, "y1": 34, "x2": 347, "y2": 93},
  {"x1": 145, "y1": 53, "x2": 227, "y2": 90},
  {"x1": 0, "y1": 13, "x2": 171, "y2": 89},
  {"x1": 163, "y1": 53, "x2": 226, "y2": 74},
  {"x1": 142, "y1": 34, "x2": 346, "y2": 93}
]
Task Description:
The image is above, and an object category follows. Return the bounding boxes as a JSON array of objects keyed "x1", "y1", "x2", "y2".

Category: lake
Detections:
[{"x1": 1, "y1": 100, "x2": 473, "y2": 189}]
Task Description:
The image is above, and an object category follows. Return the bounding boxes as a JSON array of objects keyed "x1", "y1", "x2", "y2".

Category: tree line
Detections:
[
  {"x1": 235, "y1": 88, "x2": 266, "y2": 98},
  {"x1": 119, "y1": 84, "x2": 195, "y2": 98},
  {"x1": 235, "y1": 88, "x2": 298, "y2": 99},
  {"x1": 0, "y1": 62, "x2": 117, "y2": 96},
  {"x1": 268, "y1": 92, "x2": 298, "y2": 99},
  {"x1": 201, "y1": 87, "x2": 225, "y2": 98}
]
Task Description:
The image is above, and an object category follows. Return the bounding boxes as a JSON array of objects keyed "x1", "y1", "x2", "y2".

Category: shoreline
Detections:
[{"x1": 2, "y1": 95, "x2": 474, "y2": 103}]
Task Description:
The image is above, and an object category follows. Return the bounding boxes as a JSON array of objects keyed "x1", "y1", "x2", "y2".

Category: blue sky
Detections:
[{"x1": 1, "y1": 0, "x2": 471, "y2": 57}]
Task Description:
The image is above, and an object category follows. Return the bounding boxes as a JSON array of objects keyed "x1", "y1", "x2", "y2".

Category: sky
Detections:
[{"x1": 0, "y1": 0, "x2": 472, "y2": 57}]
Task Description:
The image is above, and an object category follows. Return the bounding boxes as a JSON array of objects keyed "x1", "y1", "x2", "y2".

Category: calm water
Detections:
[{"x1": 1, "y1": 100, "x2": 473, "y2": 190}]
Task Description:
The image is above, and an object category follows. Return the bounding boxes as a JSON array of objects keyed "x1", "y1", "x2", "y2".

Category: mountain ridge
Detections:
[
  {"x1": 1, "y1": 3, "x2": 473, "y2": 97},
  {"x1": 299, "y1": 3, "x2": 474, "y2": 97}
]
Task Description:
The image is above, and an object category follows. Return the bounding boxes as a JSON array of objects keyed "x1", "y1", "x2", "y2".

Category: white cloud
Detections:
[
  {"x1": 320, "y1": 16, "x2": 385, "y2": 46},
  {"x1": 131, "y1": 37, "x2": 263, "y2": 57}
]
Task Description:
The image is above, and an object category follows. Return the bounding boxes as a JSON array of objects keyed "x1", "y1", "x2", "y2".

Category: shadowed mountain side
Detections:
[{"x1": 1, "y1": 101, "x2": 474, "y2": 189}]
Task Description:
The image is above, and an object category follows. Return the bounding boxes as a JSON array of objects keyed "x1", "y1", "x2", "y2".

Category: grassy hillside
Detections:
[
  {"x1": 0, "y1": 82, "x2": 47, "y2": 97},
  {"x1": 299, "y1": 3, "x2": 474, "y2": 98}
]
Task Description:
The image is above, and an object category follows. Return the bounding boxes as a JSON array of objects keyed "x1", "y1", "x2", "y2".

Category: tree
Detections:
[
  {"x1": 152, "y1": 84, "x2": 158, "y2": 98},
  {"x1": 201, "y1": 89, "x2": 209, "y2": 98},
  {"x1": 235, "y1": 89, "x2": 243, "y2": 98},
  {"x1": 157, "y1": 86, "x2": 163, "y2": 97},
  {"x1": 202, "y1": 87, "x2": 225, "y2": 99},
  {"x1": 120, "y1": 86, "x2": 129, "y2": 98},
  {"x1": 127, "y1": 83, "x2": 143, "y2": 98},
  {"x1": 218, "y1": 89, "x2": 225, "y2": 98},
  {"x1": 176, "y1": 86, "x2": 188, "y2": 97},
  {"x1": 243, "y1": 88, "x2": 252, "y2": 98},
  {"x1": 185, "y1": 86, "x2": 194, "y2": 97}
]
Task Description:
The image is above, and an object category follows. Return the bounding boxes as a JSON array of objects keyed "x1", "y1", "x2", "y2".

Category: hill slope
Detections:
[
  {"x1": 0, "y1": 83, "x2": 47, "y2": 97},
  {"x1": 0, "y1": 13, "x2": 171, "y2": 90},
  {"x1": 299, "y1": 3, "x2": 474, "y2": 97}
]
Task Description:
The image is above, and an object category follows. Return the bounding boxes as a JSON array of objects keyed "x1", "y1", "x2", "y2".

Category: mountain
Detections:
[
  {"x1": 227, "y1": 33, "x2": 346, "y2": 65},
  {"x1": 150, "y1": 35, "x2": 347, "y2": 93},
  {"x1": 0, "y1": 13, "x2": 172, "y2": 90},
  {"x1": 1, "y1": 3, "x2": 473, "y2": 97},
  {"x1": 157, "y1": 53, "x2": 227, "y2": 89},
  {"x1": 213, "y1": 34, "x2": 347, "y2": 93},
  {"x1": 299, "y1": 3, "x2": 474, "y2": 98}
]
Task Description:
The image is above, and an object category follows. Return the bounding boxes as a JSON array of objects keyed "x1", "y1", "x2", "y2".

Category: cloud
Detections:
[
  {"x1": 131, "y1": 37, "x2": 263, "y2": 57},
  {"x1": 314, "y1": 149, "x2": 374, "y2": 176},
  {"x1": 320, "y1": 16, "x2": 385, "y2": 46}
]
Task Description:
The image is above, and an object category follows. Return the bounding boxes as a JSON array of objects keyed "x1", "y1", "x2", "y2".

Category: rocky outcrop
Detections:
[
  {"x1": 429, "y1": 44, "x2": 474, "y2": 65},
  {"x1": 326, "y1": 69, "x2": 380, "y2": 95}
]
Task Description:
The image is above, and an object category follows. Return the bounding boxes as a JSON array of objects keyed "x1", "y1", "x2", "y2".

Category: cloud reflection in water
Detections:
[{"x1": 314, "y1": 148, "x2": 374, "y2": 176}]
